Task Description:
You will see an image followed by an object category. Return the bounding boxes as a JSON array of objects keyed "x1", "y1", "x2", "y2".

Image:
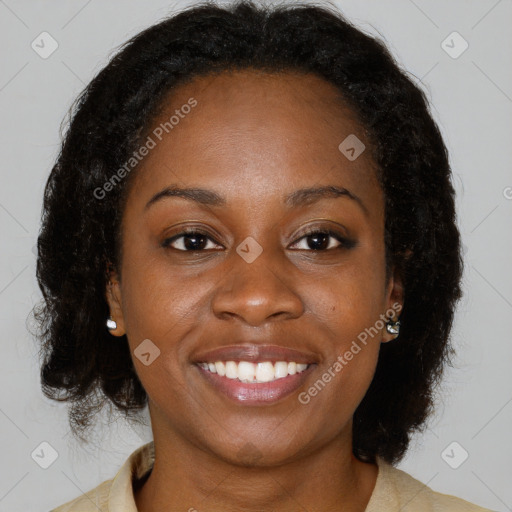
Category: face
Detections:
[{"x1": 106, "y1": 69, "x2": 403, "y2": 466}]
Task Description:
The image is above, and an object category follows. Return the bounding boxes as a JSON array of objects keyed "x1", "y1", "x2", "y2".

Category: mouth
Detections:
[
  {"x1": 192, "y1": 344, "x2": 318, "y2": 405},
  {"x1": 197, "y1": 360, "x2": 310, "y2": 382}
]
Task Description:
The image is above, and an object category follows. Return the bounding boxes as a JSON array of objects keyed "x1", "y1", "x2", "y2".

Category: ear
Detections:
[
  {"x1": 381, "y1": 264, "x2": 405, "y2": 343},
  {"x1": 105, "y1": 267, "x2": 126, "y2": 336}
]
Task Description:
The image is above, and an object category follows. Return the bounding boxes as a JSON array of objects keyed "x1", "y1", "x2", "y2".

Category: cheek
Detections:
[
  {"x1": 309, "y1": 255, "x2": 387, "y2": 340},
  {"x1": 299, "y1": 253, "x2": 386, "y2": 401},
  {"x1": 120, "y1": 251, "x2": 211, "y2": 341},
  {"x1": 117, "y1": 256, "x2": 204, "y2": 410}
]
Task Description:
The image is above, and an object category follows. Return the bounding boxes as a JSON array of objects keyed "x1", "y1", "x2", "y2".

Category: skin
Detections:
[{"x1": 106, "y1": 69, "x2": 404, "y2": 512}]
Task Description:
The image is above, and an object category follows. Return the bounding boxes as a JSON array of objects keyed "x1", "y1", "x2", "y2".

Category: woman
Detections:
[{"x1": 34, "y1": 1, "x2": 495, "y2": 511}]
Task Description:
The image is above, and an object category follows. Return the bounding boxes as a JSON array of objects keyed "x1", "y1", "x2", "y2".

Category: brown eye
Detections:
[
  {"x1": 290, "y1": 228, "x2": 356, "y2": 251},
  {"x1": 162, "y1": 229, "x2": 222, "y2": 251}
]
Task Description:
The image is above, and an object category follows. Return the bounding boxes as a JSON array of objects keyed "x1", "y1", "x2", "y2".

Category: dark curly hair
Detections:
[{"x1": 32, "y1": 0, "x2": 463, "y2": 464}]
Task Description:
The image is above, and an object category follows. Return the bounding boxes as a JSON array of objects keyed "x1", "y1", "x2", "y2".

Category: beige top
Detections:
[{"x1": 50, "y1": 441, "x2": 495, "y2": 512}]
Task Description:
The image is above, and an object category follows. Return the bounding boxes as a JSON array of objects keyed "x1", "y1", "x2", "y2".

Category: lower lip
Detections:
[{"x1": 196, "y1": 364, "x2": 316, "y2": 405}]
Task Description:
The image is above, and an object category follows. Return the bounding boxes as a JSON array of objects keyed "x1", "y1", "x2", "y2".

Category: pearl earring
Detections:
[{"x1": 106, "y1": 316, "x2": 117, "y2": 330}]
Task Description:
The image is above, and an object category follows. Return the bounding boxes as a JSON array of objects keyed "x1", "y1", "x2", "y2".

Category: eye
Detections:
[
  {"x1": 289, "y1": 228, "x2": 355, "y2": 251},
  {"x1": 162, "y1": 229, "x2": 223, "y2": 251},
  {"x1": 162, "y1": 227, "x2": 356, "y2": 252}
]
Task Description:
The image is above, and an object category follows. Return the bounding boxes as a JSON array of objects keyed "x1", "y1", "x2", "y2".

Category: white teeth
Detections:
[
  {"x1": 238, "y1": 361, "x2": 255, "y2": 382},
  {"x1": 199, "y1": 360, "x2": 310, "y2": 382},
  {"x1": 215, "y1": 361, "x2": 226, "y2": 376},
  {"x1": 225, "y1": 361, "x2": 238, "y2": 379},
  {"x1": 274, "y1": 361, "x2": 288, "y2": 379},
  {"x1": 255, "y1": 362, "x2": 275, "y2": 382}
]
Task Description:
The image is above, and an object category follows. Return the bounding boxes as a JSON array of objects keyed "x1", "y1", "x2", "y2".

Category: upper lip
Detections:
[{"x1": 192, "y1": 344, "x2": 319, "y2": 364}]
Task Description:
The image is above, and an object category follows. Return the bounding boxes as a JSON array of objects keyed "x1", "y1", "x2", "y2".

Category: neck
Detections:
[{"x1": 134, "y1": 415, "x2": 379, "y2": 512}]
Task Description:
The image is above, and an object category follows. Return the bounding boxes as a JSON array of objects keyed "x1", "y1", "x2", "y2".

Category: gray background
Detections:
[{"x1": 0, "y1": 0, "x2": 511, "y2": 510}]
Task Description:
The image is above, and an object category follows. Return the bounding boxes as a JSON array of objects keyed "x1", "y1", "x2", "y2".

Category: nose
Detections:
[{"x1": 211, "y1": 246, "x2": 304, "y2": 327}]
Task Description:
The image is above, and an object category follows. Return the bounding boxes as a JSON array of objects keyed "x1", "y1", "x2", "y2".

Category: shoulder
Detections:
[
  {"x1": 49, "y1": 478, "x2": 113, "y2": 512},
  {"x1": 49, "y1": 441, "x2": 155, "y2": 512},
  {"x1": 367, "y1": 458, "x2": 496, "y2": 512}
]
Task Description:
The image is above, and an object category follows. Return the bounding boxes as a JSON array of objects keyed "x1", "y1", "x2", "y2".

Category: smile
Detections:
[
  {"x1": 195, "y1": 360, "x2": 316, "y2": 405},
  {"x1": 197, "y1": 360, "x2": 310, "y2": 383}
]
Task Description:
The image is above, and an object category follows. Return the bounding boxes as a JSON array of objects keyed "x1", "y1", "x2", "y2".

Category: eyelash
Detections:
[{"x1": 161, "y1": 226, "x2": 356, "y2": 252}]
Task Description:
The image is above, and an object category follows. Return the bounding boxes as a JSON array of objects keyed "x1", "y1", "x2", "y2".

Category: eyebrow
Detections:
[
  {"x1": 144, "y1": 184, "x2": 368, "y2": 215},
  {"x1": 285, "y1": 185, "x2": 368, "y2": 215}
]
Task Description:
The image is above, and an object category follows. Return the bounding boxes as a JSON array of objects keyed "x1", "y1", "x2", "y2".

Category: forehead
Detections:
[{"x1": 128, "y1": 69, "x2": 380, "y2": 212}]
